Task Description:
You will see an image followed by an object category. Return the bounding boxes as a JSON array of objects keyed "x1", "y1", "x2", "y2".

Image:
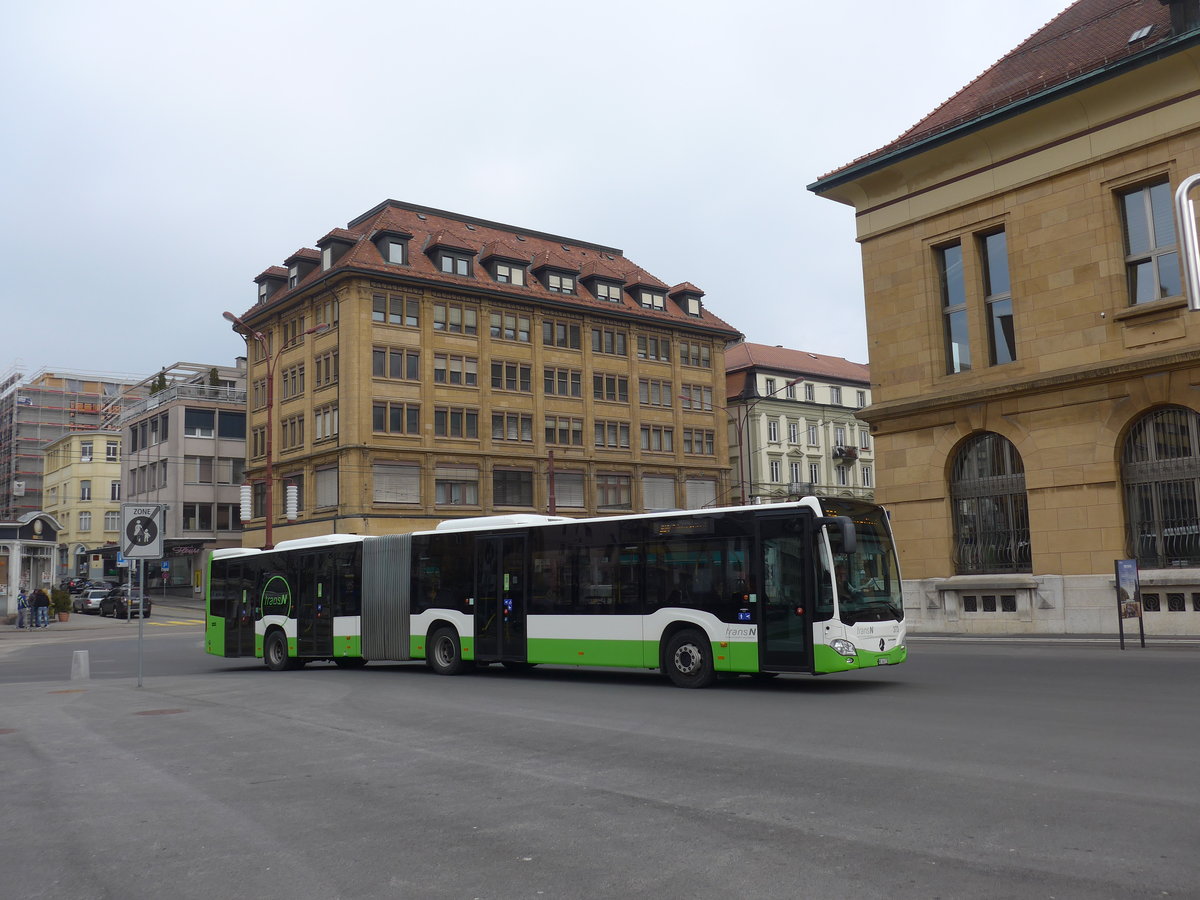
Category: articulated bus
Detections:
[{"x1": 205, "y1": 496, "x2": 906, "y2": 688}]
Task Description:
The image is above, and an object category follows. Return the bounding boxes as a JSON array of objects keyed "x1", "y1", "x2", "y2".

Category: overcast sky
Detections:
[{"x1": 2, "y1": 0, "x2": 1071, "y2": 382}]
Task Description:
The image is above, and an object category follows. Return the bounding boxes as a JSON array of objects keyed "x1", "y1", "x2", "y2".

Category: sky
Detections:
[{"x1": 1, "y1": 0, "x2": 1073, "y2": 382}]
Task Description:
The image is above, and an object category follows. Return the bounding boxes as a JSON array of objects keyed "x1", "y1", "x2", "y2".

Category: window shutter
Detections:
[
  {"x1": 553, "y1": 472, "x2": 585, "y2": 508},
  {"x1": 684, "y1": 478, "x2": 717, "y2": 509},
  {"x1": 373, "y1": 464, "x2": 419, "y2": 504},
  {"x1": 642, "y1": 475, "x2": 676, "y2": 511},
  {"x1": 315, "y1": 466, "x2": 339, "y2": 508}
]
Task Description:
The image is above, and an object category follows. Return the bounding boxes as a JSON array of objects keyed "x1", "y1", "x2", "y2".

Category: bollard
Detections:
[{"x1": 71, "y1": 649, "x2": 90, "y2": 681}]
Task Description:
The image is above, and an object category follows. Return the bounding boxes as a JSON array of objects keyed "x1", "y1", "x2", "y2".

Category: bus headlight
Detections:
[{"x1": 829, "y1": 638, "x2": 856, "y2": 658}]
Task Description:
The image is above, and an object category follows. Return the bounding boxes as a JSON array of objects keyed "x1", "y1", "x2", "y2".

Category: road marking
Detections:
[{"x1": 148, "y1": 619, "x2": 205, "y2": 627}]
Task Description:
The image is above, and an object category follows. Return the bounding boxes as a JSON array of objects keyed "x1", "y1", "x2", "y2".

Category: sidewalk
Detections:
[
  {"x1": 909, "y1": 631, "x2": 1200, "y2": 645},
  {"x1": 2, "y1": 591, "x2": 204, "y2": 640}
]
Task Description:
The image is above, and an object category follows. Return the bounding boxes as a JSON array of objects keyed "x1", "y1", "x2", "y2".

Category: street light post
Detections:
[{"x1": 223, "y1": 311, "x2": 328, "y2": 549}]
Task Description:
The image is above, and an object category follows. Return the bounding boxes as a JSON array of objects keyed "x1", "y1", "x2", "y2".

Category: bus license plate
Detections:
[{"x1": 877, "y1": 659, "x2": 889, "y2": 665}]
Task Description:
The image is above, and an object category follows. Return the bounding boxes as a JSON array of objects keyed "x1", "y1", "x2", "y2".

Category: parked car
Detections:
[
  {"x1": 73, "y1": 588, "x2": 110, "y2": 614},
  {"x1": 101, "y1": 586, "x2": 152, "y2": 619},
  {"x1": 61, "y1": 577, "x2": 89, "y2": 594}
]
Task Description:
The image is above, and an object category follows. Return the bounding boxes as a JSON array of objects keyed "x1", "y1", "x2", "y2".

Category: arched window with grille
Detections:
[
  {"x1": 1121, "y1": 406, "x2": 1200, "y2": 568},
  {"x1": 949, "y1": 432, "x2": 1031, "y2": 574}
]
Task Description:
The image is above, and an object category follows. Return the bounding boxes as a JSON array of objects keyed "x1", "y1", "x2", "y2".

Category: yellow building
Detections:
[
  {"x1": 42, "y1": 430, "x2": 122, "y2": 580},
  {"x1": 810, "y1": 0, "x2": 1200, "y2": 633},
  {"x1": 230, "y1": 201, "x2": 741, "y2": 547}
]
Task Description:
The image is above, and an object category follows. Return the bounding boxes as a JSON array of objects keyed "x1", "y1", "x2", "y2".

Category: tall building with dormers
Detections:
[
  {"x1": 232, "y1": 201, "x2": 742, "y2": 546},
  {"x1": 810, "y1": 0, "x2": 1200, "y2": 634},
  {"x1": 724, "y1": 342, "x2": 874, "y2": 504}
]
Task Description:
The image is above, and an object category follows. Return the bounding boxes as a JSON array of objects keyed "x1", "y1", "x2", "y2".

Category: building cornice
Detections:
[{"x1": 859, "y1": 347, "x2": 1200, "y2": 427}]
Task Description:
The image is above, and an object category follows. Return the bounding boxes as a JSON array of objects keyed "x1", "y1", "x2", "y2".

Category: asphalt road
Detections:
[{"x1": 1, "y1": 621, "x2": 1197, "y2": 900}]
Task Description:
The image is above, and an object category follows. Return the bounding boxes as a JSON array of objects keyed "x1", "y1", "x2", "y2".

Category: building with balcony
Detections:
[
  {"x1": 42, "y1": 430, "x2": 122, "y2": 581},
  {"x1": 230, "y1": 200, "x2": 742, "y2": 547},
  {"x1": 724, "y1": 342, "x2": 873, "y2": 504},
  {"x1": 110, "y1": 362, "x2": 248, "y2": 591},
  {"x1": 809, "y1": 0, "x2": 1200, "y2": 633}
]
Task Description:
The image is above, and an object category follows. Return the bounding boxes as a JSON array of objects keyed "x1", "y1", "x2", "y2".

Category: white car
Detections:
[{"x1": 73, "y1": 588, "x2": 109, "y2": 614}]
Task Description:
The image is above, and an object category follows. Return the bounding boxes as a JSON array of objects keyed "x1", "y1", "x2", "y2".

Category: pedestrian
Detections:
[
  {"x1": 16, "y1": 590, "x2": 29, "y2": 628},
  {"x1": 31, "y1": 587, "x2": 50, "y2": 628}
]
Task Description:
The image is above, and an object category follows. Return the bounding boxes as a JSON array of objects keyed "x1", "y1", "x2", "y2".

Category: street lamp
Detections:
[
  {"x1": 688, "y1": 377, "x2": 801, "y2": 505},
  {"x1": 223, "y1": 310, "x2": 329, "y2": 549}
]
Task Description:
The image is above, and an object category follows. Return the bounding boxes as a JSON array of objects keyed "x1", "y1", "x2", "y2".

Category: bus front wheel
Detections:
[
  {"x1": 427, "y1": 627, "x2": 470, "y2": 676},
  {"x1": 264, "y1": 630, "x2": 295, "y2": 671},
  {"x1": 664, "y1": 629, "x2": 716, "y2": 689}
]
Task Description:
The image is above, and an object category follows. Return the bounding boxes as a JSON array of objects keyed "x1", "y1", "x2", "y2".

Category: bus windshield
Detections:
[{"x1": 817, "y1": 503, "x2": 904, "y2": 625}]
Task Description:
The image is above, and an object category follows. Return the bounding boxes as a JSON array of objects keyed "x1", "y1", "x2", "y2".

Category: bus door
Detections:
[
  {"x1": 474, "y1": 534, "x2": 528, "y2": 661},
  {"x1": 295, "y1": 552, "x2": 333, "y2": 658},
  {"x1": 222, "y1": 562, "x2": 256, "y2": 658},
  {"x1": 757, "y1": 515, "x2": 814, "y2": 671}
]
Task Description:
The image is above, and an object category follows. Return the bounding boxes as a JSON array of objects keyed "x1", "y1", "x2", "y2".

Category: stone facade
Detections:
[
  {"x1": 232, "y1": 201, "x2": 741, "y2": 546},
  {"x1": 812, "y1": 3, "x2": 1200, "y2": 634}
]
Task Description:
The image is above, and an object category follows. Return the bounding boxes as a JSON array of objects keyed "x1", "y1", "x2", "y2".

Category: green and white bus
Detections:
[{"x1": 205, "y1": 496, "x2": 906, "y2": 687}]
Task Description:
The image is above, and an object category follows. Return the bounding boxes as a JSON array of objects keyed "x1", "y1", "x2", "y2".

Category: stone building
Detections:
[
  {"x1": 809, "y1": 0, "x2": 1200, "y2": 633},
  {"x1": 230, "y1": 200, "x2": 740, "y2": 546},
  {"x1": 724, "y1": 342, "x2": 874, "y2": 504}
]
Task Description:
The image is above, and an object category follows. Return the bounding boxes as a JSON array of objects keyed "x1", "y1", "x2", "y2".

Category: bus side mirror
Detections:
[{"x1": 818, "y1": 516, "x2": 856, "y2": 554}]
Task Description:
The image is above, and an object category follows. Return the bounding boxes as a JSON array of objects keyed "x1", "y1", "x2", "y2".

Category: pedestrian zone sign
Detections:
[{"x1": 121, "y1": 504, "x2": 165, "y2": 559}]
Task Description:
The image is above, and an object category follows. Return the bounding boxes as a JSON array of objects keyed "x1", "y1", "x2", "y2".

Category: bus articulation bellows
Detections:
[{"x1": 205, "y1": 497, "x2": 906, "y2": 688}]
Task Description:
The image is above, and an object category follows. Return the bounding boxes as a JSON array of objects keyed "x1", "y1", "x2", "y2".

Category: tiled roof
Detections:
[
  {"x1": 284, "y1": 248, "x2": 320, "y2": 265},
  {"x1": 478, "y1": 240, "x2": 527, "y2": 264},
  {"x1": 725, "y1": 341, "x2": 870, "y2": 385},
  {"x1": 318, "y1": 227, "x2": 357, "y2": 246},
  {"x1": 530, "y1": 247, "x2": 581, "y2": 274},
  {"x1": 821, "y1": 0, "x2": 1178, "y2": 180},
  {"x1": 670, "y1": 282, "x2": 705, "y2": 296},
  {"x1": 244, "y1": 200, "x2": 740, "y2": 338}
]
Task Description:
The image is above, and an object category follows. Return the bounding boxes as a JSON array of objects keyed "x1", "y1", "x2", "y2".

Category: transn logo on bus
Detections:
[{"x1": 260, "y1": 575, "x2": 294, "y2": 619}]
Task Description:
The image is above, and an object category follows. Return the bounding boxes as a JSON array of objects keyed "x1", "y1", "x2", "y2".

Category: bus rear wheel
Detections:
[
  {"x1": 264, "y1": 630, "x2": 295, "y2": 671},
  {"x1": 427, "y1": 627, "x2": 470, "y2": 676},
  {"x1": 664, "y1": 629, "x2": 716, "y2": 689}
]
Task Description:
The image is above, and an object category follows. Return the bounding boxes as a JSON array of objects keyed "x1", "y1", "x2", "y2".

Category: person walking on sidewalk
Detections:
[
  {"x1": 31, "y1": 587, "x2": 50, "y2": 628},
  {"x1": 16, "y1": 590, "x2": 30, "y2": 628}
]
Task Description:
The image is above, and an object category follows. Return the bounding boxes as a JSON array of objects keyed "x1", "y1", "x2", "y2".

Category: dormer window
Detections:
[
  {"x1": 372, "y1": 229, "x2": 412, "y2": 266},
  {"x1": 494, "y1": 262, "x2": 525, "y2": 285},
  {"x1": 547, "y1": 272, "x2": 575, "y2": 294},
  {"x1": 639, "y1": 290, "x2": 665, "y2": 310},
  {"x1": 317, "y1": 234, "x2": 355, "y2": 272},
  {"x1": 439, "y1": 251, "x2": 472, "y2": 276},
  {"x1": 683, "y1": 296, "x2": 701, "y2": 316},
  {"x1": 594, "y1": 281, "x2": 622, "y2": 302},
  {"x1": 288, "y1": 265, "x2": 300, "y2": 289},
  {"x1": 254, "y1": 269, "x2": 287, "y2": 306},
  {"x1": 384, "y1": 239, "x2": 407, "y2": 264}
]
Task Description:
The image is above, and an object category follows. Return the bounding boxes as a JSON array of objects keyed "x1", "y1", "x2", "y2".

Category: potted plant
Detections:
[{"x1": 51, "y1": 588, "x2": 72, "y2": 622}]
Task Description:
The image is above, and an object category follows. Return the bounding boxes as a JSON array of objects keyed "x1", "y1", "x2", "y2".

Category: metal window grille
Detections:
[
  {"x1": 1121, "y1": 406, "x2": 1200, "y2": 567},
  {"x1": 949, "y1": 433, "x2": 1031, "y2": 574}
]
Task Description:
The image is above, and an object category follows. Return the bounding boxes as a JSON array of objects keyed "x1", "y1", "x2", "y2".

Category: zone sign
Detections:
[{"x1": 121, "y1": 504, "x2": 165, "y2": 559}]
